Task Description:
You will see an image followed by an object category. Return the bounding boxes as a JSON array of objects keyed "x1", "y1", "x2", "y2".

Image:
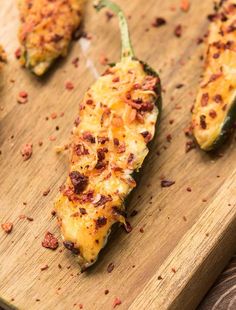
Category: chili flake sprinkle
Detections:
[{"x1": 1, "y1": 222, "x2": 13, "y2": 234}]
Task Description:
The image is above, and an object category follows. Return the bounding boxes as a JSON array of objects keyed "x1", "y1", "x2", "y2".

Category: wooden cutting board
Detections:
[{"x1": 0, "y1": 1, "x2": 235, "y2": 309}]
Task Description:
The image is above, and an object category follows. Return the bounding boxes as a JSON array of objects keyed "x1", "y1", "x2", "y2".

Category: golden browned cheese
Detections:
[
  {"x1": 192, "y1": 0, "x2": 236, "y2": 150},
  {"x1": 18, "y1": 0, "x2": 84, "y2": 75},
  {"x1": 55, "y1": 58, "x2": 159, "y2": 269}
]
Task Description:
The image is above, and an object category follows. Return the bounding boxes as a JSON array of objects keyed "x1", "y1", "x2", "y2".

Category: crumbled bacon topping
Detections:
[
  {"x1": 63, "y1": 241, "x2": 80, "y2": 254},
  {"x1": 201, "y1": 93, "x2": 209, "y2": 106},
  {"x1": 94, "y1": 194, "x2": 112, "y2": 207},
  {"x1": 141, "y1": 131, "x2": 152, "y2": 143},
  {"x1": 95, "y1": 216, "x2": 107, "y2": 229},
  {"x1": 200, "y1": 115, "x2": 207, "y2": 129},
  {"x1": 42, "y1": 232, "x2": 59, "y2": 250},
  {"x1": 82, "y1": 132, "x2": 95, "y2": 143},
  {"x1": 74, "y1": 144, "x2": 89, "y2": 156},
  {"x1": 142, "y1": 76, "x2": 158, "y2": 91},
  {"x1": 69, "y1": 171, "x2": 88, "y2": 194}
]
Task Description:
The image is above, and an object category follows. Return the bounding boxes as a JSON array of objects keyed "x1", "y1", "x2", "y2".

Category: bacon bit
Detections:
[
  {"x1": 21, "y1": 143, "x2": 33, "y2": 161},
  {"x1": 113, "y1": 138, "x2": 119, "y2": 146},
  {"x1": 95, "y1": 216, "x2": 107, "y2": 229},
  {"x1": 161, "y1": 180, "x2": 175, "y2": 187},
  {"x1": 15, "y1": 48, "x2": 21, "y2": 59},
  {"x1": 65, "y1": 81, "x2": 74, "y2": 90},
  {"x1": 107, "y1": 262, "x2": 115, "y2": 273},
  {"x1": 174, "y1": 24, "x2": 182, "y2": 37},
  {"x1": 51, "y1": 210, "x2": 56, "y2": 216},
  {"x1": 69, "y1": 171, "x2": 88, "y2": 194},
  {"x1": 141, "y1": 131, "x2": 152, "y2": 143},
  {"x1": 43, "y1": 188, "x2": 50, "y2": 197},
  {"x1": 95, "y1": 161, "x2": 107, "y2": 170},
  {"x1": 79, "y1": 208, "x2": 87, "y2": 215},
  {"x1": 98, "y1": 136, "x2": 109, "y2": 144},
  {"x1": 201, "y1": 93, "x2": 209, "y2": 106},
  {"x1": 112, "y1": 115, "x2": 124, "y2": 127},
  {"x1": 113, "y1": 297, "x2": 122, "y2": 308},
  {"x1": 42, "y1": 232, "x2": 59, "y2": 250},
  {"x1": 99, "y1": 54, "x2": 109, "y2": 66},
  {"x1": 152, "y1": 17, "x2": 167, "y2": 28},
  {"x1": 213, "y1": 53, "x2": 220, "y2": 59},
  {"x1": 94, "y1": 194, "x2": 112, "y2": 207},
  {"x1": 197, "y1": 37, "x2": 204, "y2": 45},
  {"x1": 50, "y1": 112, "x2": 57, "y2": 119},
  {"x1": 209, "y1": 109, "x2": 217, "y2": 119},
  {"x1": 185, "y1": 140, "x2": 196, "y2": 153},
  {"x1": 49, "y1": 135, "x2": 57, "y2": 141},
  {"x1": 112, "y1": 77, "x2": 120, "y2": 83},
  {"x1": 214, "y1": 94, "x2": 223, "y2": 103},
  {"x1": 72, "y1": 57, "x2": 79, "y2": 68},
  {"x1": 117, "y1": 142, "x2": 126, "y2": 154},
  {"x1": 82, "y1": 131, "x2": 95, "y2": 143},
  {"x1": 128, "y1": 153, "x2": 134, "y2": 163},
  {"x1": 202, "y1": 73, "x2": 221, "y2": 88},
  {"x1": 74, "y1": 144, "x2": 89, "y2": 156},
  {"x1": 180, "y1": 0, "x2": 190, "y2": 12},
  {"x1": 200, "y1": 115, "x2": 207, "y2": 129},
  {"x1": 40, "y1": 265, "x2": 49, "y2": 271},
  {"x1": 166, "y1": 134, "x2": 172, "y2": 143},
  {"x1": 142, "y1": 76, "x2": 158, "y2": 91},
  {"x1": 1, "y1": 222, "x2": 13, "y2": 234}
]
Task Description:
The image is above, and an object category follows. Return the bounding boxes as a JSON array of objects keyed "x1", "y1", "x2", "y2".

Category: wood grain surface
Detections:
[{"x1": 0, "y1": 0, "x2": 236, "y2": 309}]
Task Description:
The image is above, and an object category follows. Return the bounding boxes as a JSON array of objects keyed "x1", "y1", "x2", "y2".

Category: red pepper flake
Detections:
[
  {"x1": 186, "y1": 187, "x2": 192, "y2": 192},
  {"x1": 17, "y1": 91, "x2": 28, "y2": 104},
  {"x1": 49, "y1": 135, "x2": 57, "y2": 141},
  {"x1": 40, "y1": 264, "x2": 49, "y2": 271},
  {"x1": 42, "y1": 232, "x2": 59, "y2": 250},
  {"x1": 201, "y1": 93, "x2": 209, "y2": 107},
  {"x1": 152, "y1": 17, "x2": 167, "y2": 28},
  {"x1": 174, "y1": 24, "x2": 182, "y2": 37},
  {"x1": 166, "y1": 134, "x2": 172, "y2": 143},
  {"x1": 43, "y1": 188, "x2": 50, "y2": 196},
  {"x1": 65, "y1": 81, "x2": 74, "y2": 90},
  {"x1": 72, "y1": 57, "x2": 79, "y2": 68},
  {"x1": 1, "y1": 222, "x2": 13, "y2": 234},
  {"x1": 139, "y1": 227, "x2": 144, "y2": 233},
  {"x1": 200, "y1": 115, "x2": 207, "y2": 129},
  {"x1": 107, "y1": 262, "x2": 115, "y2": 273},
  {"x1": 161, "y1": 180, "x2": 175, "y2": 187},
  {"x1": 113, "y1": 297, "x2": 122, "y2": 308},
  {"x1": 209, "y1": 109, "x2": 217, "y2": 119},
  {"x1": 15, "y1": 48, "x2": 21, "y2": 59},
  {"x1": 50, "y1": 112, "x2": 57, "y2": 119},
  {"x1": 180, "y1": 0, "x2": 190, "y2": 12},
  {"x1": 21, "y1": 143, "x2": 33, "y2": 161}
]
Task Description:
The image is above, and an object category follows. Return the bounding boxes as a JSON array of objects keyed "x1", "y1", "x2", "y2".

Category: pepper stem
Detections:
[{"x1": 94, "y1": 0, "x2": 134, "y2": 60}]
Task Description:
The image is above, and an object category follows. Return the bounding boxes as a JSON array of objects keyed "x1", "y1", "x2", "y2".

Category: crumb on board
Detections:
[
  {"x1": 42, "y1": 232, "x2": 59, "y2": 250},
  {"x1": 21, "y1": 143, "x2": 33, "y2": 161},
  {"x1": 1, "y1": 222, "x2": 13, "y2": 233}
]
